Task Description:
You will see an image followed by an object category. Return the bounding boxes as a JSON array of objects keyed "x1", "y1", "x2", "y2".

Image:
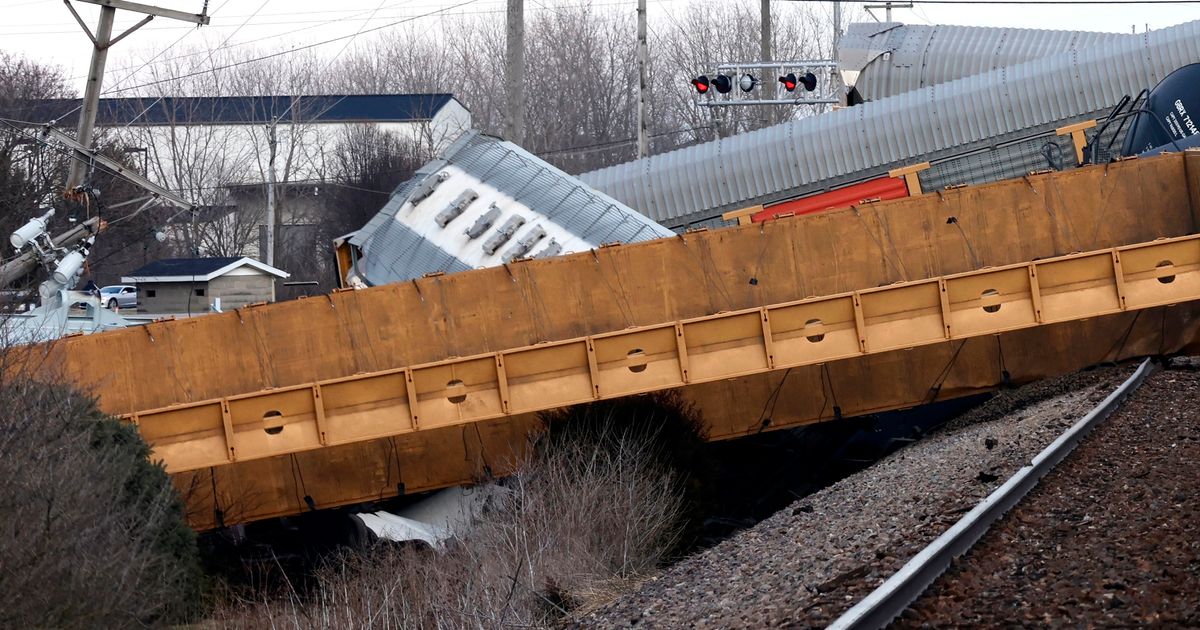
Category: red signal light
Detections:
[
  {"x1": 780, "y1": 71, "x2": 819, "y2": 93},
  {"x1": 691, "y1": 76, "x2": 710, "y2": 94}
]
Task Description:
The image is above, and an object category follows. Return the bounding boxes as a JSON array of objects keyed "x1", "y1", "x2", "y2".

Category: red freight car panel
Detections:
[{"x1": 751, "y1": 176, "x2": 909, "y2": 223}]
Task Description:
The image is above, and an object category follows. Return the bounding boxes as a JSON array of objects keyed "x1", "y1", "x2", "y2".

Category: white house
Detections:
[{"x1": 122, "y1": 256, "x2": 290, "y2": 313}]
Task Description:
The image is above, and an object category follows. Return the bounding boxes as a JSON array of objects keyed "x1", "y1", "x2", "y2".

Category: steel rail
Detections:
[{"x1": 826, "y1": 357, "x2": 1157, "y2": 630}]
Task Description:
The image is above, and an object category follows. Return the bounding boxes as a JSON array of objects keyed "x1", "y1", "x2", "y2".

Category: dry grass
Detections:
[{"x1": 213, "y1": 394, "x2": 704, "y2": 629}]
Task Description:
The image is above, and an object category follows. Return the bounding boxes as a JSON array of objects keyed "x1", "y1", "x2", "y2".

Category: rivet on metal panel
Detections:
[
  {"x1": 220, "y1": 400, "x2": 235, "y2": 461},
  {"x1": 674, "y1": 323, "x2": 691, "y2": 383},
  {"x1": 404, "y1": 369, "x2": 420, "y2": 429},
  {"x1": 1028, "y1": 265, "x2": 1044, "y2": 322},
  {"x1": 761, "y1": 309, "x2": 776, "y2": 369},
  {"x1": 939, "y1": 278, "x2": 953, "y2": 337},
  {"x1": 852, "y1": 293, "x2": 869, "y2": 352},
  {"x1": 495, "y1": 355, "x2": 510, "y2": 413},
  {"x1": 586, "y1": 339, "x2": 601, "y2": 397},
  {"x1": 312, "y1": 385, "x2": 328, "y2": 445}
]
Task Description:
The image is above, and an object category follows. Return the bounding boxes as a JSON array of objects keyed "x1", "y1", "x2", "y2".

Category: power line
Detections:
[
  {"x1": 539, "y1": 125, "x2": 714, "y2": 156},
  {"x1": 58, "y1": 1, "x2": 419, "y2": 81},
  {"x1": 81, "y1": 0, "x2": 483, "y2": 98},
  {"x1": 795, "y1": 0, "x2": 1200, "y2": 3}
]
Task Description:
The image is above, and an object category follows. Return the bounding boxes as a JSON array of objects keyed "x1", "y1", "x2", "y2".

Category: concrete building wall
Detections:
[
  {"x1": 136, "y1": 271, "x2": 276, "y2": 314},
  {"x1": 137, "y1": 282, "x2": 210, "y2": 314},
  {"x1": 208, "y1": 274, "x2": 275, "y2": 310}
]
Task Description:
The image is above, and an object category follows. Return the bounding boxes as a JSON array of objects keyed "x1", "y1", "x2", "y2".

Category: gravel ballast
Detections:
[
  {"x1": 897, "y1": 365, "x2": 1200, "y2": 628},
  {"x1": 574, "y1": 364, "x2": 1139, "y2": 629}
]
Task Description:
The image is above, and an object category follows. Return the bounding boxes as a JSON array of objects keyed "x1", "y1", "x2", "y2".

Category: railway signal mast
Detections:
[{"x1": 690, "y1": 61, "x2": 840, "y2": 107}]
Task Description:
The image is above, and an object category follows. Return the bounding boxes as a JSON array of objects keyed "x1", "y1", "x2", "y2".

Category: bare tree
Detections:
[{"x1": 0, "y1": 53, "x2": 72, "y2": 246}]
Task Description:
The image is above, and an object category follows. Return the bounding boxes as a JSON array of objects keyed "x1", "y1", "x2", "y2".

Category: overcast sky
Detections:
[{"x1": 1, "y1": 0, "x2": 1198, "y2": 94}]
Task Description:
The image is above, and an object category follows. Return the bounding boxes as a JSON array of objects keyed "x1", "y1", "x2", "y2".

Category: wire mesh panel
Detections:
[{"x1": 920, "y1": 134, "x2": 1076, "y2": 191}]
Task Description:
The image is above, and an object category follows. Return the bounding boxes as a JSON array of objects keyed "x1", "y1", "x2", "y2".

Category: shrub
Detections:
[{"x1": 0, "y1": 377, "x2": 202, "y2": 628}]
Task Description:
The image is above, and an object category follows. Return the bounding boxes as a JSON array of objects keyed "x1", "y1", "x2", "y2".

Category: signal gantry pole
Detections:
[
  {"x1": 504, "y1": 0, "x2": 525, "y2": 146},
  {"x1": 637, "y1": 0, "x2": 649, "y2": 158},
  {"x1": 760, "y1": 0, "x2": 773, "y2": 124}
]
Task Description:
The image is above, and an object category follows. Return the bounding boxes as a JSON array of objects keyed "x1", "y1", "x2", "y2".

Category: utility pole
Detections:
[
  {"x1": 636, "y1": 0, "x2": 649, "y2": 158},
  {"x1": 64, "y1": 0, "x2": 209, "y2": 191},
  {"x1": 760, "y1": 0, "x2": 773, "y2": 126},
  {"x1": 832, "y1": 0, "x2": 844, "y2": 107},
  {"x1": 864, "y1": 2, "x2": 912, "y2": 23},
  {"x1": 265, "y1": 118, "x2": 278, "y2": 266},
  {"x1": 504, "y1": 0, "x2": 525, "y2": 146}
]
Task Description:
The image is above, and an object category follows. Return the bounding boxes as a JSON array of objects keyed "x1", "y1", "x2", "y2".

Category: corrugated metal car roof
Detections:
[
  {"x1": 841, "y1": 23, "x2": 1127, "y2": 102},
  {"x1": 581, "y1": 20, "x2": 1200, "y2": 228},
  {"x1": 349, "y1": 131, "x2": 673, "y2": 286}
]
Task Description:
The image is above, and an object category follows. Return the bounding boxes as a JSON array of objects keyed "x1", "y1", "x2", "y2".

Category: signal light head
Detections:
[
  {"x1": 712, "y1": 74, "x2": 733, "y2": 94},
  {"x1": 780, "y1": 71, "x2": 819, "y2": 92},
  {"x1": 691, "y1": 75, "x2": 710, "y2": 94},
  {"x1": 738, "y1": 73, "x2": 758, "y2": 93}
]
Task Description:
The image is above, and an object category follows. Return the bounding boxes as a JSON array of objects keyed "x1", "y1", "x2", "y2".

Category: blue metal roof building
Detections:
[{"x1": 14, "y1": 94, "x2": 460, "y2": 126}]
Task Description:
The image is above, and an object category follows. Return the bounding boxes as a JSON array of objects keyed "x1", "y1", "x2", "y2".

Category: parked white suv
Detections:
[{"x1": 99, "y1": 285, "x2": 138, "y2": 310}]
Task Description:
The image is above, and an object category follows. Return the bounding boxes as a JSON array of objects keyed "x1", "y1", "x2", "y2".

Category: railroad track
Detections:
[
  {"x1": 828, "y1": 357, "x2": 1160, "y2": 629},
  {"x1": 576, "y1": 362, "x2": 1145, "y2": 628}
]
